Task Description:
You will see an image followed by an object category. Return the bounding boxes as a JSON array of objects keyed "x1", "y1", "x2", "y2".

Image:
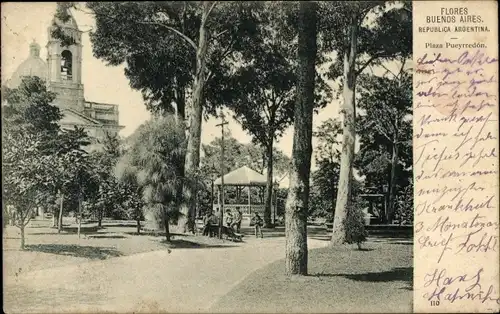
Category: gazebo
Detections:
[
  {"x1": 359, "y1": 185, "x2": 388, "y2": 224},
  {"x1": 213, "y1": 166, "x2": 277, "y2": 225}
]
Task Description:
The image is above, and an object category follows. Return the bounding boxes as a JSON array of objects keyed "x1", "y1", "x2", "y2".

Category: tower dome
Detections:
[{"x1": 8, "y1": 40, "x2": 48, "y2": 89}]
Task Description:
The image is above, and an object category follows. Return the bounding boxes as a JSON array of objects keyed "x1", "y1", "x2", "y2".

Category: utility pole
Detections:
[{"x1": 215, "y1": 112, "x2": 228, "y2": 239}]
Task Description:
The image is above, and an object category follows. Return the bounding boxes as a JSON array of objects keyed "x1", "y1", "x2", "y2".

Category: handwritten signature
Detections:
[{"x1": 423, "y1": 268, "x2": 500, "y2": 305}]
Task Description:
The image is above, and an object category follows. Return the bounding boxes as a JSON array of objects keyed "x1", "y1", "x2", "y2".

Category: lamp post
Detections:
[
  {"x1": 382, "y1": 184, "x2": 389, "y2": 223},
  {"x1": 216, "y1": 113, "x2": 228, "y2": 239},
  {"x1": 272, "y1": 181, "x2": 279, "y2": 225},
  {"x1": 210, "y1": 164, "x2": 217, "y2": 214}
]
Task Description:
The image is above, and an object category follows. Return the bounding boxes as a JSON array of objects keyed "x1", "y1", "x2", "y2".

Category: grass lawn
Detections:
[
  {"x1": 211, "y1": 241, "x2": 413, "y2": 313},
  {"x1": 2, "y1": 218, "x2": 239, "y2": 278}
]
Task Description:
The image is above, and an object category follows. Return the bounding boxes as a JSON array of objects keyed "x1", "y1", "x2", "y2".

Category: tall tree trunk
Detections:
[
  {"x1": 77, "y1": 192, "x2": 82, "y2": 238},
  {"x1": 178, "y1": 1, "x2": 212, "y2": 233},
  {"x1": 175, "y1": 82, "x2": 187, "y2": 227},
  {"x1": 331, "y1": 189, "x2": 336, "y2": 219},
  {"x1": 331, "y1": 18, "x2": 358, "y2": 246},
  {"x1": 264, "y1": 140, "x2": 274, "y2": 228},
  {"x1": 52, "y1": 210, "x2": 58, "y2": 228},
  {"x1": 98, "y1": 208, "x2": 103, "y2": 228},
  {"x1": 58, "y1": 192, "x2": 64, "y2": 233},
  {"x1": 387, "y1": 143, "x2": 399, "y2": 223},
  {"x1": 20, "y1": 225, "x2": 25, "y2": 250},
  {"x1": 285, "y1": 0, "x2": 317, "y2": 276},
  {"x1": 136, "y1": 217, "x2": 141, "y2": 234},
  {"x1": 162, "y1": 208, "x2": 171, "y2": 242}
]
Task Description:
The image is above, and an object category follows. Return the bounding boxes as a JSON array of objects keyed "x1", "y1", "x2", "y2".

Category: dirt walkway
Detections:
[{"x1": 4, "y1": 237, "x2": 328, "y2": 313}]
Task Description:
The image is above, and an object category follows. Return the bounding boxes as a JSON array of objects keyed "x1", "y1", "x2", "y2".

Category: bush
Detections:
[
  {"x1": 394, "y1": 184, "x2": 413, "y2": 225},
  {"x1": 344, "y1": 199, "x2": 368, "y2": 249}
]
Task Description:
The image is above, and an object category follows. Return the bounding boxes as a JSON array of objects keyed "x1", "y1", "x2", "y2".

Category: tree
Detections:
[
  {"x1": 2, "y1": 77, "x2": 83, "y2": 246},
  {"x1": 2, "y1": 75, "x2": 96, "y2": 241},
  {"x1": 216, "y1": 4, "x2": 295, "y2": 228},
  {"x1": 86, "y1": 133, "x2": 127, "y2": 227},
  {"x1": 3, "y1": 132, "x2": 54, "y2": 249},
  {"x1": 201, "y1": 134, "x2": 291, "y2": 178},
  {"x1": 116, "y1": 114, "x2": 191, "y2": 241},
  {"x1": 2, "y1": 76, "x2": 61, "y2": 137},
  {"x1": 313, "y1": 118, "x2": 342, "y2": 163},
  {"x1": 394, "y1": 181, "x2": 413, "y2": 225},
  {"x1": 311, "y1": 118, "x2": 343, "y2": 219},
  {"x1": 312, "y1": 159, "x2": 340, "y2": 218},
  {"x1": 115, "y1": 152, "x2": 146, "y2": 234},
  {"x1": 2, "y1": 77, "x2": 61, "y2": 227},
  {"x1": 320, "y1": 1, "x2": 412, "y2": 245},
  {"x1": 52, "y1": 2, "x2": 261, "y2": 232},
  {"x1": 356, "y1": 64, "x2": 412, "y2": 223},
  {"x1": 213, "y1": 2, "x2": 329, "y2": 227},
  {"x1": 343, "y1": 197, "x2": 369, "y2": 250},
  {"x1": 285, "y1": 0, "x2": 317, "y2": 276},
  {"x1": 200, "y1": 134, "x2": 290, "y2": 216},
  {"x1": 46, "y1": 127, "x2": 93, "y2": 233},
  {"x1": 2, "y1": 77, "x2": 60, "y2": 245}
]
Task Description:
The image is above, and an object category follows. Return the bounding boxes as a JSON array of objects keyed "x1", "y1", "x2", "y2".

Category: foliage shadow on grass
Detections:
[
  {"x1": 26, "y1": 244, "x2": 123, "y2": 259},
  {"x1": 86, "y1": 234, "x2": 128, "y2": 239},
  {"x1": 29, "y1": 226, "x2": 104, "y2": 236},
  {"x1": 160, "y1": 239, "x2": 240, "y2": 249},
  {"x1": 356, "y1": 247, "x2": 375, "y2": 251},
  {"x1": 124, "y1": 231, "x2": 186, "y2": 237},
  {"x1": 101, "y1": 223, "x2": 141, "y2": 228},
  {"x1": 312, "y1": 267, "x2": 413, "y2": 284},
  {"x1": 309, "y1": 235, "x2": 331, "y2": 241}
]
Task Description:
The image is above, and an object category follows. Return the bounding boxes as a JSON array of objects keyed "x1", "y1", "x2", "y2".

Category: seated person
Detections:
[{"x1": 221, "y1": 225, "x2": 243, "y2": 241}]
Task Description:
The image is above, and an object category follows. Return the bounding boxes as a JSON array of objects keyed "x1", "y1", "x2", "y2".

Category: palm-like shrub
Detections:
[
  {"x1": 344, "y1": 197, "x2": 368, "y2": 250},
  {"x1": 115, "y1": 114, "x2": 188, "y2": 241}
]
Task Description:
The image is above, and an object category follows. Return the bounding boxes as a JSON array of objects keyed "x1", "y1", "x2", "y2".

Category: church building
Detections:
[{"x1": 6, "y1": 13, "x2": 123, "y2": 150}]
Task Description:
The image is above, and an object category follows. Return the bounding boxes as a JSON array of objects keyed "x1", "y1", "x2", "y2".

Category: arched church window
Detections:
[{"x1": 61, "y1": 50, "x2": 73, "y2": 80}]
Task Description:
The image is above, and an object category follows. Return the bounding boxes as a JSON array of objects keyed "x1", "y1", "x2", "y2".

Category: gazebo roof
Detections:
[{"x1": 214, "y1": 166, "x2": 267, "y2": 186}]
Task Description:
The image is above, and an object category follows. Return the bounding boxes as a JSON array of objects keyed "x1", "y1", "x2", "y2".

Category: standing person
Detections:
[
  {"x1": 252, "y1": 212, "x2": 264, "y2": 238},
  {"x1": 225, "y1": 209, "x2": 233, "y2": 228},
  {"x1": 233, "y1": 209, "x2": 243, "y2": 233},
  {"x1": 202, "y1": 210, "x2": 213, "y2": 236},
  {"x1": 209, "y1": 209, "x2": 219, "y2": 237}
]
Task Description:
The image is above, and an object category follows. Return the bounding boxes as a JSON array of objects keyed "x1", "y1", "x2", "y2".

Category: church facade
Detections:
[{"x1": 7, "y1": 14, "x2": 123, "y2": 150}]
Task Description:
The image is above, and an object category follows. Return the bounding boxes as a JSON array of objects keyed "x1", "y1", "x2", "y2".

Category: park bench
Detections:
[
  {"x1": 222, "y1": 226, "x2": 244, "y2": 242},
  {"x1": 196, "y1": 220, "x2": 244, "y2": 242}
]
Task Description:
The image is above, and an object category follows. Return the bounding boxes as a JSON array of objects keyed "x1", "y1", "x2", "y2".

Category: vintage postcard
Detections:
[
  {"x1": 1, "y1": 1, "x2": 498, "y2": 313},
  {"x1": 413, "y1": 1, "x2": 499, "y2": 313}
]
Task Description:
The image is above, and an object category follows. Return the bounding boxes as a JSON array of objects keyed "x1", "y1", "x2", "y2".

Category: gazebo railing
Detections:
[{"x1": 212, "y1": 204, "x2": 265, "y2": 215}]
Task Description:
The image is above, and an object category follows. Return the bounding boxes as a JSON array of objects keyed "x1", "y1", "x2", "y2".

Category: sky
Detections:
[{"x1": 1, "y1": 2, "x2": 343, "y2": 163}]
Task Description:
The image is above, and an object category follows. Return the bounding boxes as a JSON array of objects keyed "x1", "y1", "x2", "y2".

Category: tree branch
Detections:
[
  {"x1": 355, "y1": 55, "x2": 378, "y2": 76},
  {"x1": 206, "y1": 37, "x2": 236, "y2": 82},
  {"x1": 136, "y1": 21, "x2": 198, "y2": 52},
  {"x1": 368, "y1": 119, "x2": 391, "y2": 142},
  {"x1": 23, "y1": 211, "x2": 33, "y2": 227},
  {"x1": 397, "y1": 58, "x2": 407, "y2": 80},
  {"x1": 212, "y1": 29, "x2": 228, "y2": 39},
  {"x1": 206, "y1": 1, "x2": 218, "y2": 20},
  {"x1": 379, "y1": 62, "x2": 398, "y2": 79}
]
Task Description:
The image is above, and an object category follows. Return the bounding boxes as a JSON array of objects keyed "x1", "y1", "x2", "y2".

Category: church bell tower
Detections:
[{"x1": 46, "y1": 13, "x2": 85, "y2": 112}]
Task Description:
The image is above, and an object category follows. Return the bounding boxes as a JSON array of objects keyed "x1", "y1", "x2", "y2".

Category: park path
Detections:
[{"x1": 4, "y1": 237, "x2": 328, "y2": 313}]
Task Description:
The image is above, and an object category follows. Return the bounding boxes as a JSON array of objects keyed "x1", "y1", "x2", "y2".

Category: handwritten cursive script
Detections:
[{"x1": 415, "y1": 47, "x2": 499, "y2": 308}]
